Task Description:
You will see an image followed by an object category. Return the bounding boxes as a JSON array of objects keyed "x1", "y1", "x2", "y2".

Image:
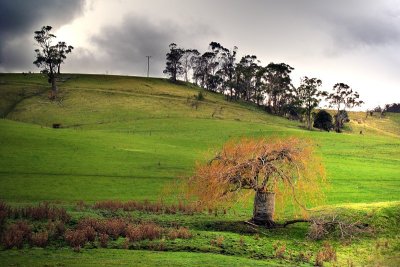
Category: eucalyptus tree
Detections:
[
  {"x1": 236, "y1": 55, "x2": 259, "y2": 102},
  {"x1": 163, "y1": 43, "x2": 185, "y2": 82},
  {"x1": 181, "y1": 49, "x2": 199, "y2": 82},
  {"x1": 296, "y1": 76, "x2": 325, "y2": 130},
  {"x1": 33, "y1": 26, "x2": 73, "y2": 98},
  {"x1": 55, "y1": 41, "x2": 74, "y2": 74},
  {"x1": 218, "y1": 46, "x2": 238, "y2": 100},
  {"x1": 265, "y1": 63, "x2": 294, "y2": 114},
  {"x1": 326, "y1": 83, "x2": 363, "y2": 132}
]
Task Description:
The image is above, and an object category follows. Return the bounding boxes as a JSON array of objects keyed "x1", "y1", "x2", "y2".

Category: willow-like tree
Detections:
[{"x1": 185, "y1": 138, "x2": 326, "y2": 227}]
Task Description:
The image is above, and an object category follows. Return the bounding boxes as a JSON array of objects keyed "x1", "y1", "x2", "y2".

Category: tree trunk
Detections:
[
  {"x1": 252, "y1": 190, "x2": 275, "y2": 227},
  {"x1": 50, "y1": 73, "x2": 57, "y2": 99}
]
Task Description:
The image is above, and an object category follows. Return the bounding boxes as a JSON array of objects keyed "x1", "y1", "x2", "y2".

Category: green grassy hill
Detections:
[{"x1": 0, "y1": 73, "x2": 399, "y2": 266}]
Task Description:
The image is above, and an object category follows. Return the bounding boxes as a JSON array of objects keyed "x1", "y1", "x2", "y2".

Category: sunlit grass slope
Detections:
[
  {"x1": 0, "y1": 73, "x2": 399, "y2": 205},
  {"x1": 0, "y1": 73, "x2": 399, "y2": 266}
]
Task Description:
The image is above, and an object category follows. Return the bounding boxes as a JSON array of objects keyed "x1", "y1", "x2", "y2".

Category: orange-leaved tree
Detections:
[{"x1": 185, "y1": 137, "x2": 326, "y2": 227}]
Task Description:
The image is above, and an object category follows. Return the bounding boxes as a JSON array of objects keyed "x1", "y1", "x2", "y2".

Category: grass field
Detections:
[{"x1": 0, "y1": 73, "x2": 399, "y2": 266}]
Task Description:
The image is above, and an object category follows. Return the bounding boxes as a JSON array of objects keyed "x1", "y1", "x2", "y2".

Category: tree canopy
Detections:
[
  {"x1": 164, "y1": 42, "x2": 365, "y2": 132},
  {"x1": 184, "y1": 137, "x2": 326, "y2": 225},
  {"x1": 33, "y1": 26, "x2": 73, "y2": 98},
  {"x1": 326, "y1": 83, "x2": 363, "y2": 132}
]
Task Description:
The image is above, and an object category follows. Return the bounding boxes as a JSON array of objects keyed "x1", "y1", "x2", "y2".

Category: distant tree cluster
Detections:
[
  {"x1": 366, "y1": 103, "x2": 400, "y2": 119},
  {"x1": 164, "y1": 42, "x2": 363, "y2": 132},
  {"x1": 384, "y1": 103, "x2": 400, "y2": 113}
]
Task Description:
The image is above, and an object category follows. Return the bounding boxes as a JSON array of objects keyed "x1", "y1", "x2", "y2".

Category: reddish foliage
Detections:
[
  {"x1": 98, "y1": 233, "x2": 109, "y2": 248},
  {"x1": 46, "y1": 220, "x2": 65, "y2": 239},
  {"x1": 64, "y1": 229, "x2": 88, "y2": 250},
  {"x1": 93, "y1": 200, "x2": 201, "y2": 215},
  {"x1": 83, "y1": 226, "x2": 96, "y2": 242},
  {"x1": 1, "y1": 221, "x2": 31, "y2": 249},
  {"x1": 77, "y1": 217, "x2": 127, "y2": 239},
  {"x1": 12, "y1": 202, "x2": 70, "y2": 222},
  {"x1": 0, "y1": 201, "x2": 11, "y2": 225},
  {"x1": 103, "y1": 218, "x2": 127, "y2": 239},
  {"x1": 315, "y1": 242, "x2": 337, "y2": 266},
  {"x1": 30, "y1": 231, "x2": 49, "y2": 247},
  {"x1": 126, "y1": 222, "x2": 163, "y2": 242},
  {"x1": 167, "y1": 227, "x2": 192, "y2": 240}
]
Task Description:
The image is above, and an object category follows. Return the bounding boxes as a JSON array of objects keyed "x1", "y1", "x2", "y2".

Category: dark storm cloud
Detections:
[
  {"x1": 0, "y1": 0, "x2": 85, "y2": 71},
  {"x1": 81, "y1": 15, "x2": 217, "y2": 76}
]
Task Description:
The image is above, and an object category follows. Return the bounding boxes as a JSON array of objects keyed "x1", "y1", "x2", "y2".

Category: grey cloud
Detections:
[
  {"x1": 0, "y1": 0, "x2": 85, "y2": 71},
  {"x1": 314, "y1": 0, "x2": 400, "y2": 55},
  {"x1": 76, "y1": 14, "x2": 217, "y2": 76}
]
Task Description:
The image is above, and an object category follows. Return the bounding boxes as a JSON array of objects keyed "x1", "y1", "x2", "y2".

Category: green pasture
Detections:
[{"x1": 0, "y1": 73, "x2": 399, "y2": 266}]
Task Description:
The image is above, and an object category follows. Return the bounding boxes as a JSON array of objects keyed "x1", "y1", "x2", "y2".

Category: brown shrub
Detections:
[
  {"x1": 103, "y1": 218, "x2": 127, "y2": 239},
  {"x1": 0, "y1": 201, "x2": 11, "y2": 225},
  {"x1": 98, "y1": 233, "x2": 109, "y2": 248},
  {"x1": 77, "y1": 217, "x2": 127, "y2": 239},
  {"x1": 77, "y1": 218, "x2": 103, "y2": 231},
  {"x1": 273, "y1": 241, "x2": 286, "y2": 259},
  {"x1": 126, "y1": 224, "x2": 142, "y2": 242},
  {"x1": 83, "y1": 226, "x2": 96, "y2": 242},
  {"x1": 315, "y1": 242, "x2": 337, "y2": 266},
  {"x1": 93, "y1": 200, "x2": 201, "y2": 215},
  {"x1": 12, "y1": 202, "x2": 70, "y2": 222},
  {"x1": 64, "y1": 229, "x2": 87, "y2": 250},
  {"x1": 46, "y1": 220, "x2": 65, "y2": 238},
  {"x1": 211, "y1": 236, "x2": 224, "y2": 247},
  {"x1": 126, "y1": 222, "x2": 163, "y2": 242},
  {"x1": 30, "y1": 231, "x2": 49, "y2": 247},
  {"x1": 308, "y1": 217, "x2": 371, "y2": 240},
  {"x1": 2, "y1": 229, "x2": 24, "y2": 249},
  {"x1": 297, "y1": 251, "x2": 312, "y2": 263},
  {"x1": 1, "y1": 221, "x2": 31, "y2": 249},
  {"x1": 167, "y1": 227, "x2": 192, "y2": 240}
]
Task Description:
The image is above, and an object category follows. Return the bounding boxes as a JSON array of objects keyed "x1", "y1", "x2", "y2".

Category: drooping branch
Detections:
[{"x1": 185, "y1": 137, "x2": 326, "y2": 217}]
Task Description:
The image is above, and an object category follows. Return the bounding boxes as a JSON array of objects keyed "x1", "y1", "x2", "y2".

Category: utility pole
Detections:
[{"x1": 146, "y1": 56, "x2": 151, "y2": 77}]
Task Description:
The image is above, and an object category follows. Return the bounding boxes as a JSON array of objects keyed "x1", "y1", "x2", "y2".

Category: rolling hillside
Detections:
[{"x1": 0, "y1": 73, "x2": 399, "y2": 266}]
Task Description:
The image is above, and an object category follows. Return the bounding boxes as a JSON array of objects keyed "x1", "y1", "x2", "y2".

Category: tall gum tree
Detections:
[
  {"x1": 326, "y1": 83, "x2": 364, "y2": 132},
  {"x1": 33, "y1": 26, "x2": 73, "y2": 98}
]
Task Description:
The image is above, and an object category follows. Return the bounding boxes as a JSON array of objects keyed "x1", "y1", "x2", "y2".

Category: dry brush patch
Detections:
[
  {"x1": 1, "y1": 202, "x2": 70, "y2": 222},
  {"x1": 92, "y1": 199, "x2": 201, "y2": 215}
]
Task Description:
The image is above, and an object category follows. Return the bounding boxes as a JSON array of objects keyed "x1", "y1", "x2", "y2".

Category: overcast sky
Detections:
[{"x1": 0, "y1": 0, "x2": 399, "y2": 109}]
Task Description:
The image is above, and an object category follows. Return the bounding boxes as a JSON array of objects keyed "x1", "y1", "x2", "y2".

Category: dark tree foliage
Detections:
[
  {"x1": 33, "y1": 26, "x2": 73, "y2": 98},
  {"x1": 218, "y1": 46, "x2": 237, "y2": 100},
  {"x1": 163, "y1": 43, "x2": 185, "y2": 82},
  {"x1": 236, "y1": 55, "x2": 259, "y2": 102},
  {"x1": 384, "y1": 103, "x2": 400, "y2": 113},
  {"x1": 313, "y1": 110, "x2": 333, "y2": 131},
  {"x1": 55, "y1": 41, "x2": 74, "y2": 74},
  {"x1": 294, "y1": 77, "x2": 325, "y2": 130},
  {"x1": 265, "y1": 63, "x2": 294, "y2": 115},
  {"x1": 162, "y1": 42, "x2": 369, "y2": 134}
]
